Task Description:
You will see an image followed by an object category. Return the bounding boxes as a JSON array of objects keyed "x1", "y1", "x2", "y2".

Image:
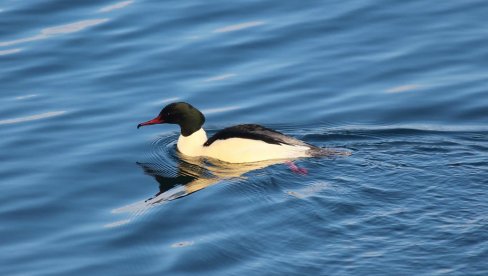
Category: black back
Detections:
[{"x1": 203, "y1": 124, "x2": 312, "y2": 147}]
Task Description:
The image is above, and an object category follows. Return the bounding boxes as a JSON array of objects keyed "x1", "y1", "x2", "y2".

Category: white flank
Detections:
[
  {"x1": 176, "y1": 128, "x2": 310, "y2": 163},
  {"x1": 213, "y1": 21, "x2": 265, "y2": 33},
  {"x1": 98, "y1": 1, "x2": 133, "y2": 13},
  {"x1": 203, "y1": 138, "x2": 310, "y2": 163},
  {"x1": 0, "y1": 111, "x2": 66, "y2": 125}
]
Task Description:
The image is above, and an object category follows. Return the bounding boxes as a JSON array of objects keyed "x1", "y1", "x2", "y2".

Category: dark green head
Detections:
[{"x1": 137, "y1": 102, "x2": 205, "y2": 136}]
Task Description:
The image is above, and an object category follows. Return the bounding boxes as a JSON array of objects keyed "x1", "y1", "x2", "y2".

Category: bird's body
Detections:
[
  {"x1": 177, "y1": 126, "x2": 312, "y2": 163},
  {"x1": 138, "y1": 102, "x2": 332, "y2": 164}
]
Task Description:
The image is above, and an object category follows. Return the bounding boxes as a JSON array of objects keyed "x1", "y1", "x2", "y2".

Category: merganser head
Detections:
[{"x1": 137, "y1": 102, "x2": 205, "y2": 136}]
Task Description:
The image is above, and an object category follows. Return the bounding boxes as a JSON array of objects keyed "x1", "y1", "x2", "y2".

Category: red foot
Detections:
[{"x1": 286, "y1": 161, "x2": 308, "y2": 175}]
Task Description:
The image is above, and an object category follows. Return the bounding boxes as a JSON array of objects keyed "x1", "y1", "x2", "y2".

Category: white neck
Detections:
[{"x1": 177, "y1": 128, "x2": 207, "y2": 157}]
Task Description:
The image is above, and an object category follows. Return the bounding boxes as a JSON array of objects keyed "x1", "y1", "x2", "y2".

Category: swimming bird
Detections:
[{"x1": 137, "y1": 102, "x2": 334, "y2": 163}]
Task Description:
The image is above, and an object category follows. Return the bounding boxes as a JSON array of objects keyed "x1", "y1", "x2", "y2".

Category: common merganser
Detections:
[{"x1": 137, "y1": 102, "x2": 333, "y2": 163}]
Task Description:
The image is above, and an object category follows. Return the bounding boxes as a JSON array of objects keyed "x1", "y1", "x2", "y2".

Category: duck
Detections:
[{"x1": 137, "y1": 102, "x2": 334, "y2": 163}]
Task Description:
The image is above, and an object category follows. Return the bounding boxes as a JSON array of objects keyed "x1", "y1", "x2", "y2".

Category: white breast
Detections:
[{"x1": 177, "y1": 128, "x2": 207, "y2": 157}]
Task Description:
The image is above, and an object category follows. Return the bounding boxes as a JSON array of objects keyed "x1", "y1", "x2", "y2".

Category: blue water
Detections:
[{"x1": 1, "y1": 0, "x2": 488, "y2": 275}]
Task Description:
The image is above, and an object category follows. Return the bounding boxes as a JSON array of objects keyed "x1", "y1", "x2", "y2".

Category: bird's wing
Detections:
[{"x1": 204, "y1": 124, "x2": 312, "y2": 147}]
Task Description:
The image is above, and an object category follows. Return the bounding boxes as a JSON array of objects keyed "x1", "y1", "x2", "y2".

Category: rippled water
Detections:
[{"x1": 1, "y1": 1, "x2": 487, "y2": 275}]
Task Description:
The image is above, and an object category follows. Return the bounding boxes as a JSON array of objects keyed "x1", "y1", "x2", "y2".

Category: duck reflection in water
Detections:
[
  {"x1": 138, "y1": 152, "x2": 290, "y2": 205},
  {"x1": 112, "y1": 155, "x2": 292, "y2": 218},
  {"x1": 111, "y1": 149, "x2": 346, "y2": 216},
  {"x1": 110, "y1": 140, "x2": 348, "y2": 216}
]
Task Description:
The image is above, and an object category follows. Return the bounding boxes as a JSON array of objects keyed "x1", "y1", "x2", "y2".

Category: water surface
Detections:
[{"x1": 1, "y1": 0, "x2": 487, "y2": 275}]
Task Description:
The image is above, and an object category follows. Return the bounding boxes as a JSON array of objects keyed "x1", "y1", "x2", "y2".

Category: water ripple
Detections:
[
  {"x1": 385, "y1": 84, "x2": 423, "y2": 93},
  {"x1": 204, "y1": 73, "x2": 237, "y2": 82},
  {"x1": 0, "y1": 111, "x2": 66, "y2": 125},
  {"x1": 98, "y1": 1, "x2": 134, "y2": 13},
  {"x1": 213, "y1": 21, "x2": 266, "y2": 33},
  {"x1": 2, "y1": 0, "x2": 488, "y2": 274},
  {"x1": 0, "y1": 48, "x2": 22, "y2": 55},
  {"x1": 0, "y1": 19, "x2": 108, "y2": 47}
]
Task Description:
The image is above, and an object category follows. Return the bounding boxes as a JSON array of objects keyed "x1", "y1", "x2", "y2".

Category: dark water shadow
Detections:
[{"x1": 110, "y1": 152, "x2": 293, "y2": 218}]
